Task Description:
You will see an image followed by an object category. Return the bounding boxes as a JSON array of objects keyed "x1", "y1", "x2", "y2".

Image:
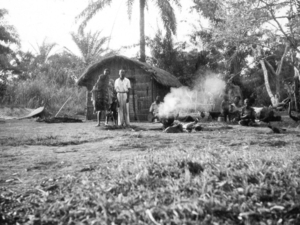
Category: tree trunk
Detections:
[
  {"x1": 139, "y1": 0, "x2": 146, "y2": 62},
  {"x1": 260, "y1": 59, "x2": 275, "y2": 103},
  {"x1": 294, "y1": 67, "x2": 300, "y2": 112},
  {"x1": 275, "y1": 43, "x2": 289, "y2": 99}
]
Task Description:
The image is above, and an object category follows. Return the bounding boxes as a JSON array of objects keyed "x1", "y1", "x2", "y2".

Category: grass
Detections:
[
  {"x1": 0, "y1": 134, "x2": 115, "y2": 147},
  {"x1": 1, "y1": 143, "x2": 300, "y2": 225}
]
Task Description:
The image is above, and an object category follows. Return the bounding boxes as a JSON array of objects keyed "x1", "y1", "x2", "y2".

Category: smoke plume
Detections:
[{"x1": 158, "y1": 73, "x2": 226, "y2": 117}]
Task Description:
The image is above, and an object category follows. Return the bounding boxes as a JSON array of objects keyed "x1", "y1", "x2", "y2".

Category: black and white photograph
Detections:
[{"x1": 1, "y1": 0, "x2": 300, "y2": 224}]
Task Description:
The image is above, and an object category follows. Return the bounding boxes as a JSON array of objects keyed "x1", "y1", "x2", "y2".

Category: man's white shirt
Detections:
[{"x1": 114, "y1": 77, "x2": 131, "y2": 92}]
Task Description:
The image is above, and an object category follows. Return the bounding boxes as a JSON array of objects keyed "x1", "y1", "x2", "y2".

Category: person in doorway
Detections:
[
  {"x1": 239, "y1": 98, "x2": 256, "y2": 126},
  {"x1": 91, "y1": 68, "x2": 112, "y2": 127},
  {"x1": 114, "y1": 69, "x2": 131, "y2": 127},
  {"x1": 149, "y1": 96, "x2": 161, "y2": 122}
]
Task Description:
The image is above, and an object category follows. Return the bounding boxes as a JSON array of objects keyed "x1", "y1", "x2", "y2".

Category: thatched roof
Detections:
[{"x1": 77, "y1": 55, "x2": 182, "y2": 87}]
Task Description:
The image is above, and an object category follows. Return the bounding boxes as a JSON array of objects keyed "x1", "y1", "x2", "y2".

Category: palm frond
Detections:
[
  {"x1": 126, "y1": 0, "x2": 136, "y2": 20},
  {"x1": 33, "y1": 39, "x2": 57, "y2": 63},
  {"x1": 170, "y1": 0, "x2": 182, "y2": 9},
  {"x1": 76, "y1": 0, "x2": 113, "y2": 33},
  {"x1": 226, "y1": 48, "x2": 247, "y2": 73},
  {"x1": 71, "y1": 30, "x2": 110, "y2": 66},
  {"x1": 153, "y1": 0, "x2": 177, "y2": 35}
]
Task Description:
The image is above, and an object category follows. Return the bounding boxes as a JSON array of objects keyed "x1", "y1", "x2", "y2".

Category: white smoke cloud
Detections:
[{"x1": 158, "y1": 73, "x2": 226, "y2": 117}]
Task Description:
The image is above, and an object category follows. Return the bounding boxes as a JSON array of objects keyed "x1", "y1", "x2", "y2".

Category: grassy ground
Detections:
[{"x1": 1, "y1": 118, "x2": 300, "y2": 224}]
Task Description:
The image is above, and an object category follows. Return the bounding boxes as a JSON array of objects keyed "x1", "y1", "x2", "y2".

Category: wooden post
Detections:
[
  {"x1": 294, "y1": 75, "x2": 300, "y2": 112},
  {"x1": 55, "y1": 96, "x2": 72, "y2": 117},
  {"x1": 86, "y1": 90, "x2": 94, "y2": 120}
]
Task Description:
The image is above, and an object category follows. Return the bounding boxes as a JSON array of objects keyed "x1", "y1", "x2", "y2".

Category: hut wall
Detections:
[
  {"x1": 84, "y1": 60, "x2": 172, "y2": 121},
  {"x1": 152, "y1": 81, "x2": 171, "y2": 102},
  {"x1": 134, "y1": 68, "x2": 153, "y2": 121}
]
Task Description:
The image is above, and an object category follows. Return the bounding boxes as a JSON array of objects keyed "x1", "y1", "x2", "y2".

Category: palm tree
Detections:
[
  {"x1": 76, "y1": 0, "x2": 181, "y2": 62},
  {"x1": 31, "y1": 39, "x2": 57, "y2": 64},
  {"x1": 70, "y1": 30, "x2": 111, "y2": 66}
]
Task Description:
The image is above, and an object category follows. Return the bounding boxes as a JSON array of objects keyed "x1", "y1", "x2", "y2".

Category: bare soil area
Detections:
[{"x1": 1, "y1": 117, "x2": 300, "y2": 192}]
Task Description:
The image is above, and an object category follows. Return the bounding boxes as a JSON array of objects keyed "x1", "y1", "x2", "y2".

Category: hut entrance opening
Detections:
[{"x1": 128, "y1": 77, "x2": 138, "y2": 121}]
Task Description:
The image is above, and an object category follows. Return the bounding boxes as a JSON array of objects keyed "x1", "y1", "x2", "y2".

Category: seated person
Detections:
[
  {"x1": 149, "y1": 96, "x2": 161, "y2": 122},
  {"x1": 239, "y1": 98, "x2": 256, "y2": 126},
  {"x1": 229, "y1": 96, "x2": 242, "y2": 122},
  {"x1": 229, "y1": 105, "x2": 240, "y2": 122}
]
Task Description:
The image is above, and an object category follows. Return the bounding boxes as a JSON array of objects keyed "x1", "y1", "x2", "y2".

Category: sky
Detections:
[{"x1": 1, "y1": 0, "x2": 200, "y2": 57}]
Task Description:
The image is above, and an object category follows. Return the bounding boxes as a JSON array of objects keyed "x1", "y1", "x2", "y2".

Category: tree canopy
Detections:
[
  {"x1": 76, "y1": 0, "x2": 181, "y2": 62},
  {"x1": 0, "y1": 8, "x2": 20, "y2": 72},
  {"x1": 70, "y1": 30, "x2": 111, "y2": 66},
  {"x1": 192, "y1": 0, "x2": 300, "y2": 106}
]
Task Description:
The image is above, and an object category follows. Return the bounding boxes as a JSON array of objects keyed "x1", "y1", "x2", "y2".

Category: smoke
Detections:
[{"x1": 158, "y1": 72, "x2": 226, "y2": 117}]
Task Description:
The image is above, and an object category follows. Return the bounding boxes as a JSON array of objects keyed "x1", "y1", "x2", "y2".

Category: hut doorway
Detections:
[{"x1": 128, "y1": 77, "x2": 138, "y2": 121}]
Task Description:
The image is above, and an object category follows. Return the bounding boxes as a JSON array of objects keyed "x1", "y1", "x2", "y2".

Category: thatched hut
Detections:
[{"x1": 77, "y1": 55, "x2": 182, "y2": 121}]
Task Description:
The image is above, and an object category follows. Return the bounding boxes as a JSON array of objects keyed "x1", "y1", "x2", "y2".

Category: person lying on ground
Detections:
[{"x1": 239, "y1": 98, "x2": 257, "y2": 126}]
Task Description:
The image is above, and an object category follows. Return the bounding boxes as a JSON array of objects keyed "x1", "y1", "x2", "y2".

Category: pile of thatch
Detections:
[{"x1": 36, "y1": 116, "x2": 82, "y2": 123}]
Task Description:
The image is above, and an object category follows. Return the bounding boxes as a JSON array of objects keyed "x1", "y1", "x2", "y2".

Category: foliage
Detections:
[
  {"x1": 1, "y1": 40, "x2": 87, "y2": 114},
  {"x1": 1, "y1": 28, "x2": 115, "y2": 115},
  {"x1": 76, "y1": 0, "x2": 181, "y2": 62},
  {"x1": 0, "y1": 48, "x2": 88, "y2": 116},
  {"x1": 0, "y1": 71, "x2": 9, "y2": 98},
  {"x1": 2, "y1": 74, "x2": 86, "y2": 115},
  {"x1": 148, "y1": 31, "x2": 177, "y2": 74},
  {"x1": 0, "y1": 8, "x2": 19, "y2": 62},
  {"x1": 76, "y1": 0, "x2": 180, "y2": 35},
  {"x1": 192, "y1": 0, "x2": 300, "y2": 105},
  {"x1": 0, "y1": 8, "x2": 20, "y2": 98},
  {"x1": 148, "y1": 30, "x2": 211, "y2": 86},
  {"x1": 70, "y1": 30, "x2": 111, "y2": 66},
  {"x1": 30, "y1": 39, "x2": 57, "y2": 65},
  {"x1": 192, "y1": 0, "x2": 221, "y2": 23}
]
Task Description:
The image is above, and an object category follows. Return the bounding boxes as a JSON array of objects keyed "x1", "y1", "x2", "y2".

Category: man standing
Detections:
[
  {"x1": 114, "y1": 69, "x2": 131, "y2": 127},
  {"x1": 91, "y1": 68, "x2": 112, "y2": 127}
]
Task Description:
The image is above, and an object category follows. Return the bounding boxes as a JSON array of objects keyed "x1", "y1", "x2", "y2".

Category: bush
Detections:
[{"x1": 1, "y1": 76, "x2": 86, "y2": 116}]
